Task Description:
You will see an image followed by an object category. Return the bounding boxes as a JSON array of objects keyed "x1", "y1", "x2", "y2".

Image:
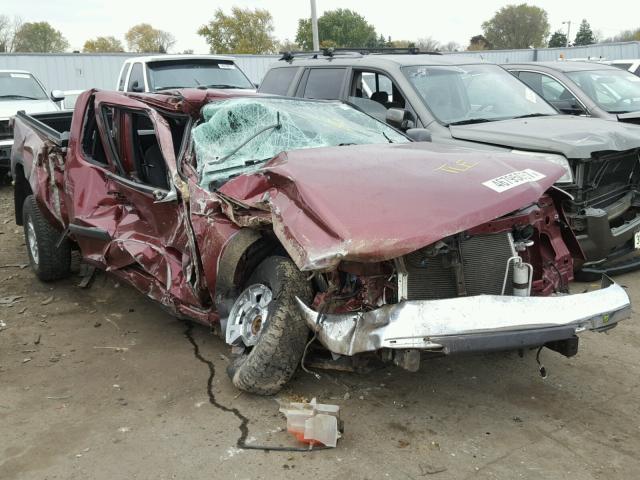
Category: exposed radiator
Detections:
[{"x1": 403, "y1": 232, "x2": 516, "y2": 301}]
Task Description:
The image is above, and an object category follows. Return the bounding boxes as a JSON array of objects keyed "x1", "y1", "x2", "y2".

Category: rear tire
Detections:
[
  {"x1": 22, "y1": 195, "x2": 71, "y2": 281},
  {"x1": 227, "y1": 256, "x2": 312, "y2": 395}
]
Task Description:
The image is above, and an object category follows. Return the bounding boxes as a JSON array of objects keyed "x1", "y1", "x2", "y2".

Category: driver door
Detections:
[{"x1": 65, "y1": 91, "x2": 204, "y2": 308}]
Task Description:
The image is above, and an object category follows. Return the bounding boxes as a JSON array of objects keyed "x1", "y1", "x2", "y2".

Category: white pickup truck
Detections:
[
  {"x1": 116, "y1": 54, "x2": 256, "y2": 93},
  {"x1": 1, "y1": 70, "x2": 62, "y2": 178}
]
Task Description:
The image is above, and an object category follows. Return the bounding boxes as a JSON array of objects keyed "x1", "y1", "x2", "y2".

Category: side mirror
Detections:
[
  {"x1": 406, "y1": 128, "x2": 432, "y2": 142},
  {"x1": 386, "y1": 108, "x2": 415, "y2": 130},
  {"x1": 131, "y1": 80, "x2": 144, "y2": 93},
  {"x1": 50, "y1": 90, "x2": 65, "y2": 102}
]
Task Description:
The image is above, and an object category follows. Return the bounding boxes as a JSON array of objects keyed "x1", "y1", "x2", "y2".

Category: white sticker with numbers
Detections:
[{"x1": 483, "y1": 169, "x2": 546, "y2": 193}]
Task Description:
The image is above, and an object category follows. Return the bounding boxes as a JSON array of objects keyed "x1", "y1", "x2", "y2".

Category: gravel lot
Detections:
[{"x1": 1, "y1": 185, "x2": 639, "y2": 480}]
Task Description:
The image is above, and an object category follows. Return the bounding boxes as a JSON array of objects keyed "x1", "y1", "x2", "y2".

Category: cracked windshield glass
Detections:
[{"x1": 192, "y1": 97, "x2": 409, "y2": 188}]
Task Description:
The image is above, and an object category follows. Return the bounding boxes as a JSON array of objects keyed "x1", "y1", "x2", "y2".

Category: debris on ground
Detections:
[
  {"x1": 418, "y1": 463, "x2": 448, "y2": 475},
  {"x1": 0, "y1": 295, "x2": 23, "y2": 307},
  {"x1": 41, "y1": 296, "x2": 55, "y2": 305},
  {"x1": 280, "y1": 398, "x2": 341, "y2": 448}
]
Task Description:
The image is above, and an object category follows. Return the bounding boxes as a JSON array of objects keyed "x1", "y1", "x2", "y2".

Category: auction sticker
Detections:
[{"x1": 483, "y1": 169, "x2": 546, "y2": 193}]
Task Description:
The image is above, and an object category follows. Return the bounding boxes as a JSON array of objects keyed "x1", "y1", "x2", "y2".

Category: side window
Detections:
[
  {"x1": 540, "y1": 75, "x2": 571, "y2": 101},
  {"x1": 303, "y1": 68, "x2": 346, "y2": 99},
  {"x1": 118, "y1": 64, "x2": 129, "y2": 91},
  {"x1": 519, "y1": 71, "x2": 576, "y2": 103},
  {"x1": 81, "y1": 99, "x2": 109, "y2": 166},
  {"x1": 258, "y1": 67, "x2": 299, "y2": 95},
  {"x1": 348, "y1": 70, "x2": 407, "y2": 122},
  {"x1": 517, "y1": 71, "x2": 546, "y2": 98},
  {"x1": 518, "y1": 71, "x2": 584, "y2": 114},
  {"x1": 128, "y1": 63, "x2": 144, "y2": 92},
  {"x1": 127, "y1": 112, "x2": 170, "y2": 190}
]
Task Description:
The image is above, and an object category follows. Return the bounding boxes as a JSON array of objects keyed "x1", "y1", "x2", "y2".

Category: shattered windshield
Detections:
[
  {"x1": 0, "y1": 72, "x2": 48, "y2": 101},
  {"x1": 192, "y1": 97, "x2": 409, "y2": 189},
  {"x1": 402, "y1": 64, "x2": 557, "y2": 125},
  {"x1": 147, "y1": 59, "x2": 254, "y2": 91},
  {"x1": 567, "y1": 69, "x2": 640, "y2": 113}
]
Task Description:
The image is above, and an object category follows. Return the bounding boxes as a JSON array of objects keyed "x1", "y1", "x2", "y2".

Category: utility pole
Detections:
[
  {"x1": 311, "y1": 0, "x2": 320, "y2": 51},
  {"x1": 562, "y1": 20, "x2": 572, "y2": 47}
]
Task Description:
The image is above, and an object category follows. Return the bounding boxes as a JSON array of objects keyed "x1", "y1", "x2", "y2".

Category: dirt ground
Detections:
[{"x1": 1, "y1": 185, "x2": 639, "y2": 480}]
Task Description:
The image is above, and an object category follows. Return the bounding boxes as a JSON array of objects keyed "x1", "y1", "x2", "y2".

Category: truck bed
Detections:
[{"x1": 14, "y1": 110, "x2": 73, "y2": 147}]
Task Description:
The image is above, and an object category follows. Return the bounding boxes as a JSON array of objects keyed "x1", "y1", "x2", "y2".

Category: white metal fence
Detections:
[{"x1": 1, "y1": 42, "x2": 638, "y2": 93}]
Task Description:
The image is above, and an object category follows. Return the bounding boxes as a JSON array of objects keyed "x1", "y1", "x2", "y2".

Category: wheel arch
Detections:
[{"x1": 214, "y1": 229, "x2": 284, "y2": 319}]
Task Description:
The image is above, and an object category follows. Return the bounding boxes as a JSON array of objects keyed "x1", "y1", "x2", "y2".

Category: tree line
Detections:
[{"x1": 0, "y1": 5, "x2": 638, "y2": 55}]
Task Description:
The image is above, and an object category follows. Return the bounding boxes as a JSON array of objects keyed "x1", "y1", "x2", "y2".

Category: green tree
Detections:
[
  {"x1": 83, "y1": 36, "x2": 124, "y2": 53},
  {"x1": 548, "y1": 30, "x2": 568, "y2": 48},
  {"x1": 13, "y1": 21, "x2": 69, "y2": 53},
  {"x1": 467, "y1": 34, "x2": 491, "y2": 51},
  {"x1": 295, "y1": 9, "x2": 378, "y2": 50},
  {"x1": 0, "y1": 15, "x2": 22, "y2": 53},
  {"x1": 198, "y1": 7, "x2": 277, "y2": 54},
  {"x1": 482, "y1": 4, "x2": 550, "y2": 49},
  {"x1": 574, "y1": 19, "x2": 596, "y2": 46},
  {"x1": 125, "y1": 23, "x2": 175, "y2": 53}
]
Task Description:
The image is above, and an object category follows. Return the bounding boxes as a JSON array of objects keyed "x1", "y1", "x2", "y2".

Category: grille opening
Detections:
[{"x1": 404, "y1": 232, "x2": 516, "y2": 301}]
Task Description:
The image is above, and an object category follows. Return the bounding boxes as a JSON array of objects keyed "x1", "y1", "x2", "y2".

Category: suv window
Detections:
[
  {"x1": 128, "y1": 63, "x2": 144, "y2": 92},
  {"x1": 518, "y1": 71, "x2": 572, "y2": 102},
  {"x1": 348, "y1": 70, "x2": 407, "y2": 122},
  {"x1": 303, "y1": 68, "x2": 346, "y2": 99},
  {"x1": 258, "y1": 67, "x2": 299, "y2": 96},
  {"x1": 517, "y1": 71, "x2": 583, "y2": 114}
]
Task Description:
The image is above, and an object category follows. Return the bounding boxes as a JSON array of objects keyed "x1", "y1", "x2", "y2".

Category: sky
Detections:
[{"x1": 3, "y1": 0, "x2": 640, "y2": 52}]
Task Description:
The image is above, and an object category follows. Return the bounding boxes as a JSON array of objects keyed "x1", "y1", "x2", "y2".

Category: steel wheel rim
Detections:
[
  {"x1": 27, "y1": 218, "x2": 39, "y2": 265},
  {"x1": 226, "y1": 284, "x2": 273, "y2": 348}
]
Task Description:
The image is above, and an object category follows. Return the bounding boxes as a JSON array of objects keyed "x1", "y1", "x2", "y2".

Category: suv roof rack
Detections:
[
  {"x1": 279, "y1": 49, "x2": 362, "y2": 62},
  {"x1": 279, "y1": 47, "x2": 442, "y2": 62}
]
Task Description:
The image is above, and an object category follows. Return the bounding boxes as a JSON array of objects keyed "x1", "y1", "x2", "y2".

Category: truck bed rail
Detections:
[{"x1": 15, "y1": 110, "x2": 71, "y2": 148}]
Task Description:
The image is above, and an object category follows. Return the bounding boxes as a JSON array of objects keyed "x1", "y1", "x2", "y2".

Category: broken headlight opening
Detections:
[{"x1": 511, "y1": 150, "x2": 573, "y2": 184}]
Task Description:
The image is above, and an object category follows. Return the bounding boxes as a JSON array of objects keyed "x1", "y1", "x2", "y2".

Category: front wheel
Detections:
[
  {"x1": 22, "y1": 195, "x2": 71, "y2": 282},
  {"x1": 226, "y1": 256, "x2": 312, "y2": 395}
]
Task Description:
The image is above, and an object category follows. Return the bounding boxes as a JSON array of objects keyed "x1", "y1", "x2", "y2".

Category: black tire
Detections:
[
  {"x1": 227, "y1": 256, "x2": 313, "y2": 395},
  {"x1": 22, "y1": 195, "x2": 71, "y2": 282}
]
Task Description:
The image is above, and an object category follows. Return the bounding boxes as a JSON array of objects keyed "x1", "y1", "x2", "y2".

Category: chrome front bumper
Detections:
[{"x1": 296, "y1": 276, "x2": 631, "y2": 356}]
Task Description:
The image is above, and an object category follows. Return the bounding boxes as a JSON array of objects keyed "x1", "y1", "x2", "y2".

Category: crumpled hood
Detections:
[
  {"x1": 218, "y1": 142, "x2": 565, "y2": 271},
  {"x1": 0, "y1": 99, "x2": 58, "y2": 120},
  {"x1": 450, "y1": 115, "x2": 640, "y2": 159}
]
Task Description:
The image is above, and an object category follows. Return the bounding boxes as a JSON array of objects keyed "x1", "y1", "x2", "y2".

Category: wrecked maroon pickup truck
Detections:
[{"x1": 11, "y1": 89, "x2": 631, "y2": 394}]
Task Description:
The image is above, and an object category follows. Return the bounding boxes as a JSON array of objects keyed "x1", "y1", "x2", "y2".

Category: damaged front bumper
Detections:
[{"x1": 296, "y1": 276, "x2": 631, "y2": 356}]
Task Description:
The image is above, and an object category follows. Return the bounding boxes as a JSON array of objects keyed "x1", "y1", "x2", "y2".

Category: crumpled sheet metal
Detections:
[
  {"x1": 218, "y1": 142, "x2": 567, "y2": 271},
  {"x1": 295, "y1": 277, "x2": 631, "y2": 356}
]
